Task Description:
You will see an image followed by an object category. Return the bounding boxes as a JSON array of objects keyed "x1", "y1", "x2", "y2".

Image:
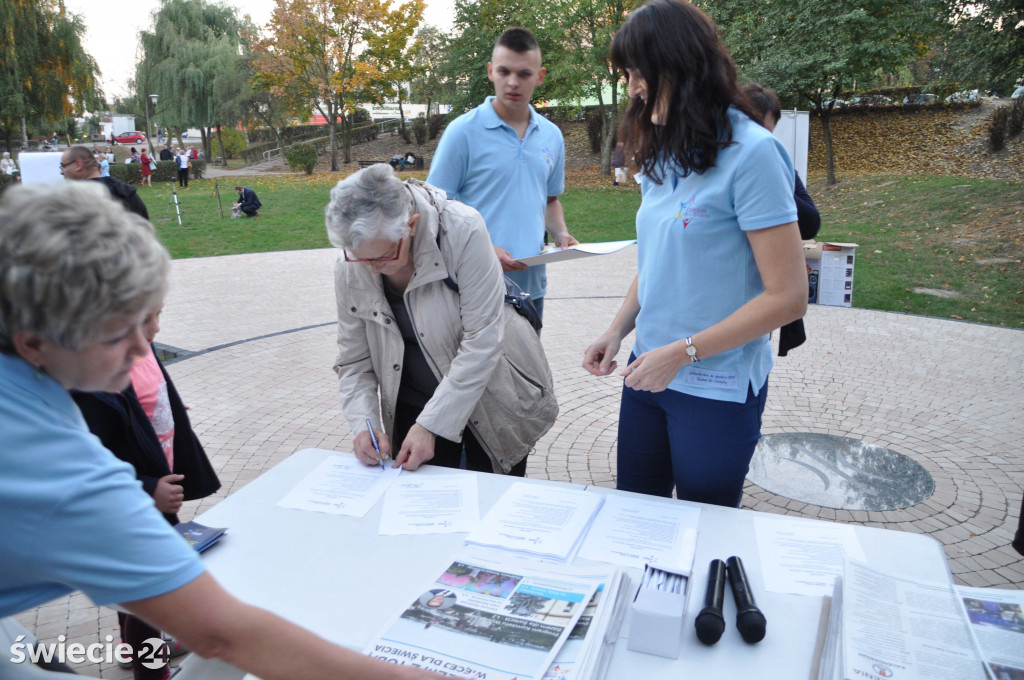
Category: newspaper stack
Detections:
[
  {"x1": 818, "y1": 560, "x2": 1024, "y2": 680},
  {"x1": 365, "y1": 555, "x2": 628, "y2": 680},
  {"x1": 465, "y1": 482, "x2": 606, "y2": 563}
]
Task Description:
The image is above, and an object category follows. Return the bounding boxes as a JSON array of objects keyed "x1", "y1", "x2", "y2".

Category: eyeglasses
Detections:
[
  {"x1": 59, "y1": 159, "x2": 77, "y2": 169},
  {"x1": 344, "y1": 239, "x2": 403, "y2": 263}
]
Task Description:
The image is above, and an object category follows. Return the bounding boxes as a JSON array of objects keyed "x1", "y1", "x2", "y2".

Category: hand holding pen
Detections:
[{"x1": 353, "y1": 418, "x2": 391, "y2": 469}]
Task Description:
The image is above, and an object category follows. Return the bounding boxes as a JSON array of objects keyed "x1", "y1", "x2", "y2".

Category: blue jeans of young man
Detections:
[{"x1": 616, "y1": 362, "x2": 768, "y2": 508}]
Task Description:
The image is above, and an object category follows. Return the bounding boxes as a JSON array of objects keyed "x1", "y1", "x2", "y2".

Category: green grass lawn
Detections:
[{"x1": 136, "y1": 173, "x2": 1022, "y2": 328}]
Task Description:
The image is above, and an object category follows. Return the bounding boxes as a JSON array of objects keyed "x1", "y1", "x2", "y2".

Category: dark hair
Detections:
[
  {"x1": 495, "y1": 27, "x2": 539, "y2": 54},
  {"x1": 611, "y1": 0, "x2": 758, "y2": 183},
  {"x1": 742, "y1": 83, "x2": 780, "y2": 127}
]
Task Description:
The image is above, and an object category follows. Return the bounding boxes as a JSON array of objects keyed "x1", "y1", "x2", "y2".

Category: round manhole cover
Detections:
[{"x1": 747, "y1": 433, "x2": 934, "y2": 511}]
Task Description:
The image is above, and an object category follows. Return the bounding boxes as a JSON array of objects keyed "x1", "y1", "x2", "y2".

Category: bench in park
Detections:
[{"x1": 357, "y1": 157, "x2": 425, "y2": 171}]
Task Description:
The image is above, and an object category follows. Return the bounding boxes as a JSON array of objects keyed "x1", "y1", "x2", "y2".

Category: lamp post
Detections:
[{"x1": 144, "y1": 93, "x2": 158, "y2": 158}]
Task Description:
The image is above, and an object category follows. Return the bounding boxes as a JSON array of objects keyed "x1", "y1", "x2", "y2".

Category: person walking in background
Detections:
[
  {"x1": 742, "y1": 82, "x2": 821, "y2": 356},
  {"x1": 427, "y1": 27, "x2": 578, "y2": 324},
  {"x1": 582, "y1": 0, "x2": 807, "y2": 508},
  {"x1": 176, "y1": 148, "x2": 190, "y2": 189},
  {"x1": 612, "y1": 141, "x2": 627, "y2": 186}
]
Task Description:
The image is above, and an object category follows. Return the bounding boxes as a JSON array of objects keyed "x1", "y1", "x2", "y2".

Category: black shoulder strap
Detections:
[{"x1": 436, "y1": 230, "x2": 459, "y2": 292}]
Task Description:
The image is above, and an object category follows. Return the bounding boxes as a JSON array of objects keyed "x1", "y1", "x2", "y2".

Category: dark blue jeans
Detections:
[{"x1": 616, "y1": 364, "x2": 768, "y2": 508}]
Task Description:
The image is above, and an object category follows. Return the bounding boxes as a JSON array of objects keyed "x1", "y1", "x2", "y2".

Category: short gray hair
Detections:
[
  {"x1": 0, "y1": 182, "x2": 170, "y2": 354},
  {"x1": 325, "y1": 163, "x2": 412, "y2": 251}
]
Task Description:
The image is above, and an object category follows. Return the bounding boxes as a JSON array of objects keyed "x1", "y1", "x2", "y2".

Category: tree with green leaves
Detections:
[
  {"x1": 0, "y1": 0, "x2": 102, "y2": 147},
  {"x1": 137, "y1": 0, "x2": 254, "y2": 163},
  {"x1": 939, "y1": 0, "x2": 1023, "y2": 95},
  {"x1": 254, "y1": 0, "x2": 396, "y2": 169},
  {"x1": 365, "y1": 0, "x2": 425, "y2": 144},
  {"x1": 409, "y1": 25, "x2": 453, "y2": 122},
  {"x1": 703, "y1": 0, "x2": 947, "y2": 184},
  {"x1": 546, "y1": 0, "x2": 639, "y2": 174}
]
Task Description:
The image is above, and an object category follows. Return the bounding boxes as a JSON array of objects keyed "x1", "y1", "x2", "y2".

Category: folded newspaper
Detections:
[
  {"x1": 819, "y1": 560, "x2": 1024, "y2": 680},
  {"x1": 365, "y1": 554, "x2": 627, "y2": 680}
]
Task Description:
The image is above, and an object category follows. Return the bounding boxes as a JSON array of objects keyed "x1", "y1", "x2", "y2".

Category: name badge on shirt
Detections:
[{"x1": 683, "y1": 366, "x2": 738, "y2": 389}]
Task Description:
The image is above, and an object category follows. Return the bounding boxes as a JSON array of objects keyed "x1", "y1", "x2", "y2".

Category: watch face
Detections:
[{"x1": 686, "y1": 344, "x2": 697, "y2": 357}]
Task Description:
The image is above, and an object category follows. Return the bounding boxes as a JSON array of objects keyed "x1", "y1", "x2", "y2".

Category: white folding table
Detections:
[{"x1": 175, "y1": 448, "x2": 950, "y2": 679}]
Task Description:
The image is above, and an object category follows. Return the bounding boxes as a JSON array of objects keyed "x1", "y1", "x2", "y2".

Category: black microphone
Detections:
[
  {"x1": 727, "y1": 556, "x2": 766, "y2": 643},
  {"x1": 695, "y1": 559, "x2": 726, "y2": 645}
]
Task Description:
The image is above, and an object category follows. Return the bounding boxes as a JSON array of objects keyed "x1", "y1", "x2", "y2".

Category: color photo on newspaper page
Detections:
[{"x1": 365, "y1": 558, "x2": 597, "y2": 679}]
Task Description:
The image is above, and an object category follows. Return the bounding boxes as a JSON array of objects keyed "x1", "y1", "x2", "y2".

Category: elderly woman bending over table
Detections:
[
  {"x1": 0, "y1": 181, "x2": 443, "y2": 680},
  {"x1": 327, "y1": 164, "x2": 557, "y2": 475}
]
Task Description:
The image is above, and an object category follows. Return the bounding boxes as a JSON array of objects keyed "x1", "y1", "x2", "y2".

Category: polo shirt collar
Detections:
[
  {"x1": 481, "y1": 96, "x2": 538, "y2": 133},
  {"x1": 0, "y1": 351, "x2": 85, "y2": 429}
]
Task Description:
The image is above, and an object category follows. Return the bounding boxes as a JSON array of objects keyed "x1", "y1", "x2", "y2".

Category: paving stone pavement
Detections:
[{"x1": 14, "y1": 247, "x2": 1023, "y2": 677}]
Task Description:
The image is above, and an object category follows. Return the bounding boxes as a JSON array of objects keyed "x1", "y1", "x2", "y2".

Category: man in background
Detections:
[
  {"x1": 427, "y1": 27, "x2": 577, "y2": 322},
  {"x1": 60, "y1": 146, "x2": 148, "y2": 219}
]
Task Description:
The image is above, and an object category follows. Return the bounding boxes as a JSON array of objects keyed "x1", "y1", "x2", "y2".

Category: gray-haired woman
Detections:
[
  {"x1": 0, "y1": 181, "x2": 440, "y2": 680},
  {"x1": 327, "y1": 164, "x2": 557, "y2": 475}
]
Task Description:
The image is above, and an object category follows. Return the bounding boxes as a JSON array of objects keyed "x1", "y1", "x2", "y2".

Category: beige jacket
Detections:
[{"x1": 333, "y1": 180, "x2": 558, "y2": 473}]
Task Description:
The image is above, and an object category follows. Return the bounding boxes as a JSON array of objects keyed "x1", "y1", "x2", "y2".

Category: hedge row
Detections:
[{"x1": 109, "y1": 159, "x2": 206, "y2": 184}]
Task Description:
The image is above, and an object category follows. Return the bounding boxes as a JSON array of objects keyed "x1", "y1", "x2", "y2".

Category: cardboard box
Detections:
[
  {"x1": 627, "y1": 564, "x2": 693, "y2": 659},
  {"x1": 803, "y1": 241, "x2": 857, "y2": 307}
]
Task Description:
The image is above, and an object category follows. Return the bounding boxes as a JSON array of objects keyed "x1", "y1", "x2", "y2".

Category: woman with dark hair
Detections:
[{"x1": 583, "y1": 0, "x2": 807, "y2": 508}]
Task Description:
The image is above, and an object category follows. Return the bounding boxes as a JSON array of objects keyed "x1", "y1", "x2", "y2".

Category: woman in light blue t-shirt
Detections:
[{"x1": 583, "y1": 0, "x2": 808, "y2": 508}]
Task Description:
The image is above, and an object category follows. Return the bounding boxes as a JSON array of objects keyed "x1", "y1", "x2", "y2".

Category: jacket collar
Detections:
[{"x1": 404, "y1": 180, "x2": 452, "y2": 293}]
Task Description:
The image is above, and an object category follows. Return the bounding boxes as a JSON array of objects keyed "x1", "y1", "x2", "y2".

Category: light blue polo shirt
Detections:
[
  {"x1": 0, "y1": 352, "x2": 205, "y2": 617},
  {"x1": 427, "y1": 96, "x2": 565, "y2": 299},
  {"x1": 634, "y1": 107, "x2": 797, "y2": 403}
]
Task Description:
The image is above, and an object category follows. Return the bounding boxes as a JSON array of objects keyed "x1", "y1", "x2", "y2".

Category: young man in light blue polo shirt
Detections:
[{"x1": 427, "y1": 27, "x2": 577, "y2": 320}]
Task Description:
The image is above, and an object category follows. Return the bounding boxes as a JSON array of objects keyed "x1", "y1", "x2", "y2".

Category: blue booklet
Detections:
[{"x1": 174, "y1": 521, "x2": 227, "y2": 553}]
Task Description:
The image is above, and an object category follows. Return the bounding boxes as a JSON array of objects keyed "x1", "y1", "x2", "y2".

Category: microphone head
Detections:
[
  {"x1": 695, "y1": 608, "x2": 725, "y2": 645},
  {"x1": 736, "y1": 609, "x2": 766, "y2": 643}
]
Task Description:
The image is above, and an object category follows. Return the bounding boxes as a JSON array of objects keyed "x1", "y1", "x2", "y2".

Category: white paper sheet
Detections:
[
  {"x1": 754, "y1": 516, "x2": 866, "y2": 596},
  {"x1": 379, "y1": 474, "x2": 479, "y2": 535},
  {"x1": 276, "y1": 454, "x2": 400, "y2": 517},
  {"x1": 466, "y1": 483, "x2": 605, "y2": 562},
  {"x1": 576, "y1": 495, "x2": 700, "y2": 573},
  {"x1": 516, "y1": 240, "x2": 636, "y2": 266}
]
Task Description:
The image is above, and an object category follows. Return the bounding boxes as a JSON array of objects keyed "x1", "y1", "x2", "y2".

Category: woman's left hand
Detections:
[
  {"x1": 394, "y1": 423, "x2": 436, "y2": 471},
  {"x1": 621, "y1": 343, "x2": 686, "y2": 393}
]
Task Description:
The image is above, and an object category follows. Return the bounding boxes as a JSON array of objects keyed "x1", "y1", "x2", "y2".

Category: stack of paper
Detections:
[
  {"x1": 275, "y1": 454, "x2": 400, "y2": 517},
  {"x1": 465, "y1": 483, "x2": 605, "y2": 563},
  {"x1": 818, "y1": 560, "x2": 1024, "y2": 680},
  {"x1": 365, "y1": 554, "x2": 603, "y2": 680},
  {"x1": 541, "y1": 565, "x2": 631, "y2": 680}
]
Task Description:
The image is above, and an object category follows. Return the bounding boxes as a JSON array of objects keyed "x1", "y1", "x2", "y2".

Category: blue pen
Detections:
[{"x1": 365, "y1": 418, "x2": 385, "y2": 470}]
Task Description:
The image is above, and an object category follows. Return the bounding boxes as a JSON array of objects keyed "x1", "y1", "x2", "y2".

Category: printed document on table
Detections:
[
  {"x1": 466, "y1": 483, "x2": 605, "y2": 562},
  {"x1": 365, "y1": 555, "x2": 597, "y2": 680},
  {"x1": 276, "y1": 454, "x2": 400, "y2": 517},
  {"x1": 840, "y1": 561, "x2": 987, "y2": 680},
  {"x1": 754, "y1": 516, "x2": 865, "y2": 596},
  {"x1": 955, "y1": 584, "x2": 1024, "y2": 679},
  {"x1": 576, "y1": 495, "x2": 700, "y2": 573},
  {"x1": 379, "y1": 474, "x2": 479, "y2": 535},
  {"x1": 517, "y1": 240, "x2": 636, "y2": 266}
]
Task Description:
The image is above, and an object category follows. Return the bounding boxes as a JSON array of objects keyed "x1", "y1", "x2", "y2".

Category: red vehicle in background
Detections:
[{"x1": 112, "y1": 131, "x2": 147, "y2": 144}]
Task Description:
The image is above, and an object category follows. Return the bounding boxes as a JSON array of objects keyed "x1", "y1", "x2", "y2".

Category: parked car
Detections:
[
  {"x1": 848, "y1": 95, "x2": 894, "y2": 107},
  {"x1": 1011, "y1": 85, "x2": 1024, "y2": 100},
  {"x1": 902, "y1": 93, "x2": 938, "y2": 105},
  {"x1": 112, "y1": 131, "x2": 147, "y2": 144},
  {"x1": 944, "y1": 89, "x2": 981, "y2": 103}
]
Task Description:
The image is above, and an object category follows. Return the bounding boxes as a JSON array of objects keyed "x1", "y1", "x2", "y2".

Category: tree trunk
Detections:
[
  {"x1": 342, "y1": 111, "x2": 352, "y2": 164},
  {"x1": 329, "y1": 105, "x2": 339, "y2": 171},
  {"x1": 397, "y1": 88, "x2": 409, "y2": 144},
  {"x1": 820, "y1": 113, "x2": 837, "y2": 185},
  {"x1": 215, "y1": 124, "x2": 227, "y2": 166},
  {"x1": 20, "y1": 117, "x2": 28, "y2": 147}
]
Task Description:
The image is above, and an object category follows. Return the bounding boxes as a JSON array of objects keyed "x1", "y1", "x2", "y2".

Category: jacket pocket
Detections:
[{"x1": 491, "y1": 355, "x2": 550, "y2": 420}]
